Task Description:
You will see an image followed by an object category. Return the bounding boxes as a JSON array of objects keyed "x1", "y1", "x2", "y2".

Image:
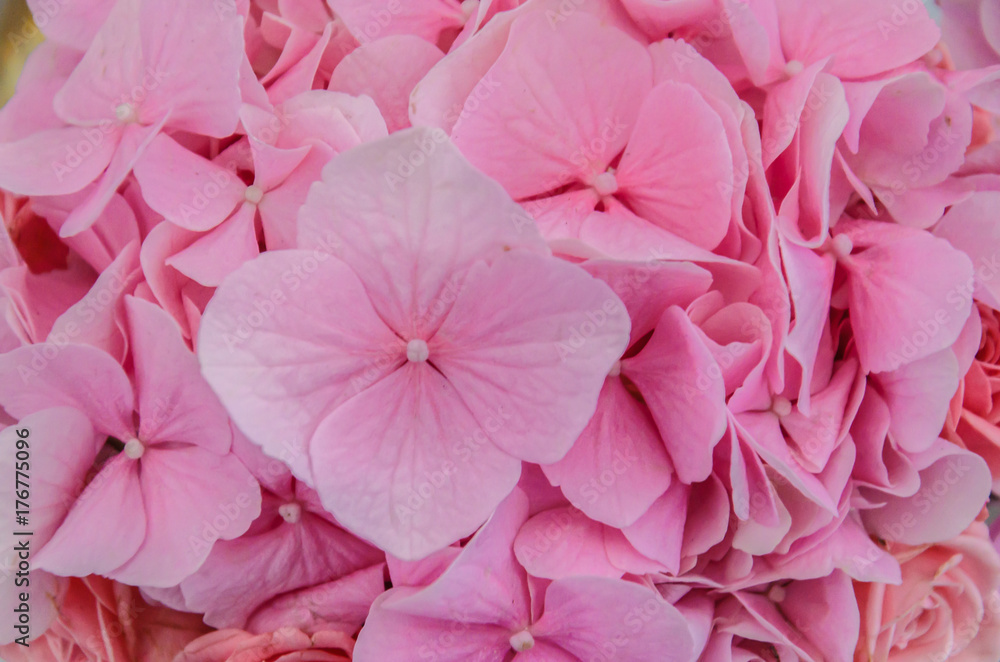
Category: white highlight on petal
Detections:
[
  {"x1": 407, "y1": 339, "x2": 430, "y2": 363},
  {"x1": 509, "y1": 629, "x2": 535, "y2": 652}
]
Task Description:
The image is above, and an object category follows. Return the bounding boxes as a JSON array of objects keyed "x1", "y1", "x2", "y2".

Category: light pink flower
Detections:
[
  {"x1": 198, "y1": 128, "x2": 630, "y2": 559},
  {"x1": 0, "y1": 297, "x2": 261, "y2": 586},
  {"x1": 855, "y1": 517, "x2": 1000, "y2": 661},
  {"x1": 0, "y1": 0, "x2": 244, "y2": 235},
  {"x1": 176, "y1": 628, "x2": 353, "y2": 662},
  {"x1": 354, "y1": 489, "x2": 696, "y2": 662},
  {"x1": 0, "y1": 575, "x2": 209, "y2": 662}
]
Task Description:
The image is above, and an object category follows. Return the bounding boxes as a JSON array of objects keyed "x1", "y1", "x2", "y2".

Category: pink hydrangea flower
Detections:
[{"x1": 198, "y1": 128, "x2": 631, "y2": 558}]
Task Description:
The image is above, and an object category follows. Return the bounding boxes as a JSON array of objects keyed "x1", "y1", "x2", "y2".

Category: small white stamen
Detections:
[
  {"x1": 509, "y1": 629, "x2": 535, "y2": 652},
  {"x1": 592, "y1": 170, "x2": 619, "y2": 197},
  {"x1": 407, "y1": 339, "x2": 430, "y2": 363},
  {"x1": 115, "y1": 103, "x2": 138, "y2": 124},
  {"x1": 771, "y1": 396, "x2": 793, "y2": 418},
  {"x1": 123, "y1": 438, "x2": 145, "y2": 460},
  {"x1": 244, "y1": 185, "x2": 264, "y2": 205},
  {"x1": 769, "y1": 584, "x2": 787, "y2": 602},
  {"x1": 608, "y1": 360, "x2": 622, "y2": 377},
  {"x1": 278, "y1": 502, "x2": 302, "y2": 524},
  {"x1": 829, "y1": 234, "x2": 854, "y2": 261},
  {"x1": 784, "y1": 60, "x2": 804, "y2": 77}
]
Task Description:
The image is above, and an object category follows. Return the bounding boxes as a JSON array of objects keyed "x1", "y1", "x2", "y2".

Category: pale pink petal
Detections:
[
  {"x1": 873, "y1": 350, "x2": 959, "y2": 454},
  {"x1": 167, "y1": 205, "x2": 260, "y2": 287},
  {"x1": 199, "y1": 250, "x2": 403, "y2": 482},
  {"x1": 533, "y1": 577, "x2": 694, "y2": 662},
  {"x1": 380, "y1": 489, "x2": 531, "y2": 626},
  {"x1": 431, "y1": 251, "x2": 630, "y2": 465},
  {"x1": 329, "y1": 35, "x2": 444, "y2": 132},
  {"x1": 933, "y1": 191, "x2": 1000, "y2": 310},
  {"x1": 839, "y1": 221, "x2": 974, "y2": 373},
  {"x1": 0, "y1": 125, "x2": 118, "y2": 196},
  {"x1": 0, "y1": 344, "x2": 134, "y2": 440},
  {"x1": 514, "y1": 508, "x2": 621, "y2": 580},
  {"x1": 308, "y1": 363, "x2": 522, "y2": 559},
  {"x1": 297, "y1": 128, "x2": 548, "y2": 338},
  {"x1": 354, "y1": 592, "x2": 511, "y2": 662},
  {"x1": 139, "y1": 0, "x2": 245, "y2": 137},
  {"x1": 861, "y1": 439, "x2": 991, "y2": 545},
  {"x1": 126, "y1": 297, "x2": 232, "y2": 452}
]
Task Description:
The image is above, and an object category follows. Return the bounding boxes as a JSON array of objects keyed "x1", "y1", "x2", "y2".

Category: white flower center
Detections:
[
  {"x1": 592, "y1": 170, "x2": 619, "y2": 197},
  {"x1": 509, "y1": 629, "x2": 535, "y2": 652},
  {"x1": 278, "y1": 502, "x2": 302, "y2": 524},
  {"x1": 123, "y1": 438, "x2": 145, "y2": 460},
  {"x1": 407, "y1": 339, "x2": 430, "y2": 363},
  {"x1": 244, "y1": 185, "x2": 264, "y2": 205},
  {"x1": 829, "y1": 235, "x2": 853, "y2": 260},
  {"x1": 115, "y1": 103, "x2": 138, "y2": 124},
  {"x1": 770, "y1": 396, "x2": 793, "y2": 418},
  {"x1": 784, "y1": 60, "x2": 804, "y2": 77}
]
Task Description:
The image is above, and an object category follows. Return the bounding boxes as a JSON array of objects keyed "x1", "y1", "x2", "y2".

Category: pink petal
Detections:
[
  {"x1": 775, "y1": 0, "x2": 940, "y2": 79},
  {"x1": 933, "y1": 191, "x2": 1000, "y2": 310},
  {"x1": 0, "y1": 344, "x2": 134, "y2": 440},
  {"x1": 33, "y1": 454, "x2": 145, "y2": 577},
  {"x1": 308, "y1": 363, "x2": 523, "y2": 559},
  {"x1": 541, "y1": 378, "x2": 672, "y2": 526},
  {"x1": 431, "y1": 251, "x2": 630, "y2": 465},
  {"x1": 840, "y1": 222, "x2": 974, "y2": 373},
  {"x1": 873, "y1": 350, "x2": 959, "y2": 454},
  {"x1": 354, "y1": 592, "x2": 511, "y2": 662},
  {"x1": 297, "y1": 128, "x2": 548, "y2": 338},
  {"x1": 167, "y1": 204, "x2": 260, "y2": 287},
  {"x1": 861, "y1": 439, "x2": 991, "y2": 545},
  {"x1": 110, "y1": 445, "x2": 261, "y2": 587},
  {"x1": 616, "y1": 81, "x2": 733, "y2": 250},
  {"x1": 133, "y1": 134, "x2": 246, "y2": 231},
  {"x1": 138, "y1": 0, "x2": 245, "y2": 137},
  {"x1": 533, "y1": 577, "x2": 694, "y2": 662},
  {"x1": 622, "y1": 306, "x2": 726, "y2": 484},
  {"x1": 126, "y1": 297, "x2": 232, "y2": 452},
  {"x1": 0, "y1": 125, "x2": 118, "y2": 196},
  {"x1": 329, "y1": 35, "x2": 444, "y2": 132},
  {"x1": 449, "y1": 10, "x2": 651, "y2": 200},
  {"x1": 199, "y1": 251, "x2": 404, "y2": 482},
  {"x1": 377, "y1": 488, "x2": 531, "y2": 626},
  {"x1": 514, "y1": 507, "x2": 621, "y2": 580}
]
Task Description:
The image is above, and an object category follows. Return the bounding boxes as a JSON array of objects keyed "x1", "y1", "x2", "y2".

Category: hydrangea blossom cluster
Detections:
[{"x1": 1, "y1": 0, "x2": 1000, "y2": 660}]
